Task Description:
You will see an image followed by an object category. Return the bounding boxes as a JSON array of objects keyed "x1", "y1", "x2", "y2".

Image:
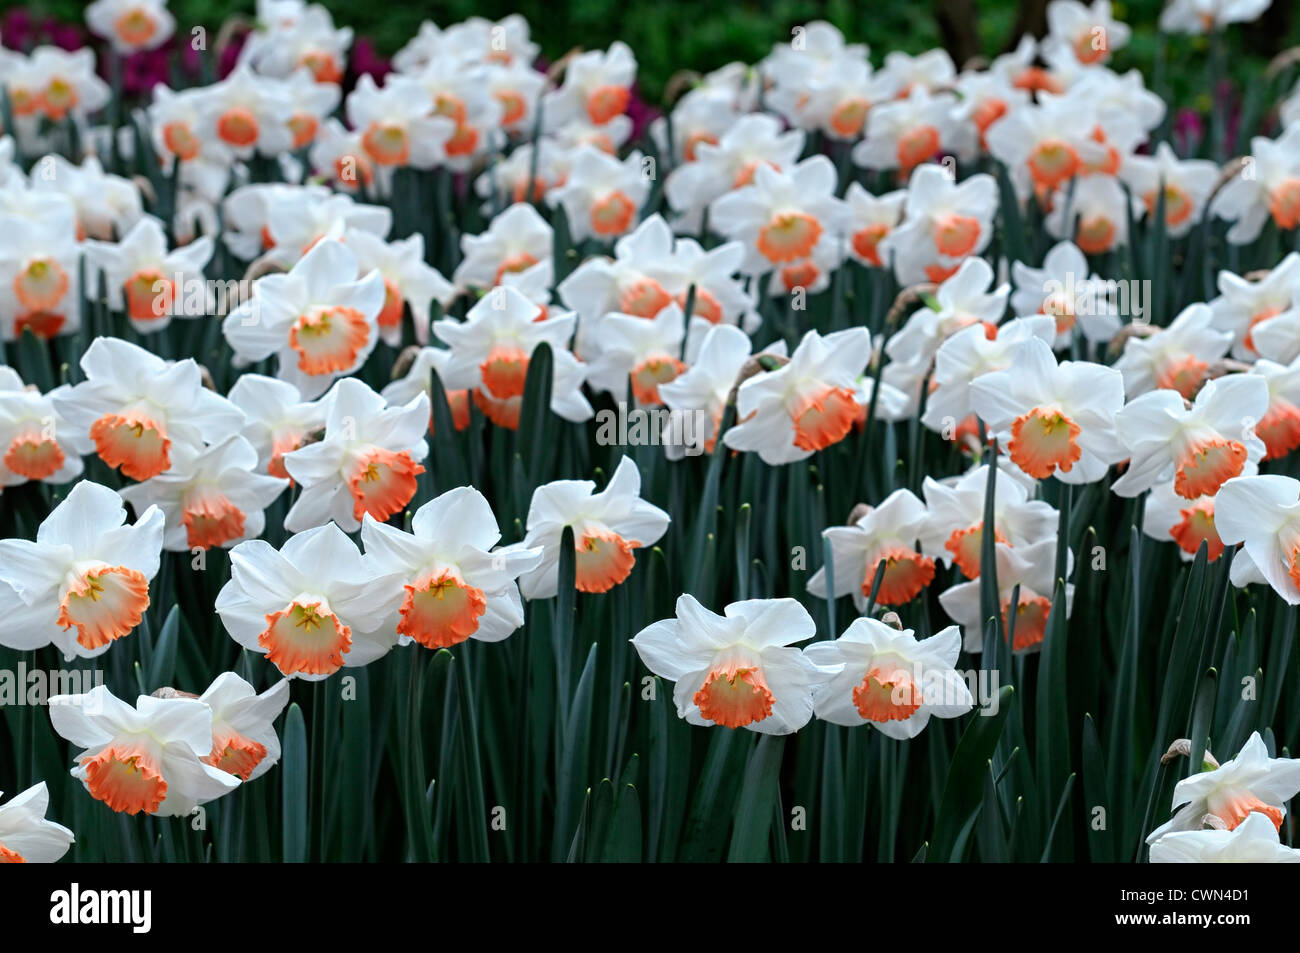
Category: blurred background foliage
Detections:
[{"x1": 9, "y1": 0, "x2": 1300, "y2": 105}]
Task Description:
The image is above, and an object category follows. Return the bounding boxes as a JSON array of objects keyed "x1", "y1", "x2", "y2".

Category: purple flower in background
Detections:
[
  {"x1": 218, "y1": 28, "x2": 248, "y2": 77},
  {"x1": 121, "y1": 47, "x2": 168, "y2": 95},
  {"x1": 626, "y1": 83, "x2": 661, "y2": 143},
  {"x1": 1173, "y1": 107, "x2": 1204, "y2": 154},
  {"x1": 350, "y1": 37, "x2": 390, "y2": 82},
  {"x1": 1217, "y1": 78, "x2": 1242, "y2": 147},
  {"x1": 46, "y1": 19, "x2": 84, "y2": 51},
  {"x1": 0, "y1": 8, "x2": 35, "y2": 50},
  {"x1": 2, "y1": 8, "x2": 85, "y2": 52}
]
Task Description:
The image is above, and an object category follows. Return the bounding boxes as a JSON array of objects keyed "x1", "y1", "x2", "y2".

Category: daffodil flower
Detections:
[
  {"x1": 519, "y1": 456, "x2": 669, "y2": 599},
  {"x1": 972, "y1": 335, "x2": 1126, "y2": 483},
  {"x1": 1113, "y1": 372, "x2": 1268, "y2": 500},
  {"x1": 632, "y1": 594, "x2": 827, "y2": 733},
  {"x1": 0, "y1": 783, "x2": 75, "y2": 863},
  {"x1": 804, "y1": 619, "x2": 973, "y2": 737},
  {"x1": 119, "y1": 435, "x2": 288, "y2": 551},
  {"x1": 362, "y1": 487, "x2": 541, "y2": 650},
  {"x1": 49, "y1": 685, "x2": 239, "y2": 816},
  {"x1": 216, "y1": 522, "x2": 406, "y2": 679},
  {"x1": 1147, "y1": 732, "x2": 1300, "y2": 842},
  {"x1": 0, "y1": 480, "x2": 164, "y2": 659},
  {"x1": 54, "y1": 337, "x2": 244, "y2": 480},
  {"x1": 196, "y1": 673, "x2": 291, "y2": 782},
  {"x1": 1150, "y1": 811, "x2": 1300, "y2": 862},
  {"x1": 281, "y1": 377, "x2": 428, "y2": 533},
  {"x1": 808, "y1": 488, "x2": 935, "y2": 609}
]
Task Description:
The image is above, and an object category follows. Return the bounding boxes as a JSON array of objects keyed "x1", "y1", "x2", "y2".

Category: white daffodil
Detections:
[
  {"x1": 709, "y1": 155, "x2": 848, "y2": 276},
  {"x1": 0, "y1": 782, "x2": 75, "y2": 863},
  {"x1": 1112, "y1": 373, "x2": 1269, "y2": 500},
  {"x1": 1215, "y1": 473, "x2": 1300, "y2": 604},
  {"x1": 886, "y1": 257, "x2": 1009, "y2": 373},
  {"x1": 226, "y1": 372, "x2": 329, "y2": 481},
  {"x1": 54, "y1": 337, "x2": 244, "y2": 480},
  {"x1": 118, "y1": 435, "x2": 287, "y2": 552},
  {"x1": 343, "y1": 229, "x2": 454, "y2": 347},
  {"x1": 1150, "y1": 811, "x2": 1300, "y2": 862},
  {"x1": 1209, "y1": 254, "x2": 1300, "y2": 360},
  {"x1": 361, "y1": 487, "x2": 541, "y2": 650},
  {"x1": 632, "y1": 594, "x2": 826, "y2": 733},
  {"x1": 1122, "y1": 142, "x2": 1219, "y2": 238},
  {"x1": 921, "y1": 315, "x2": 1058, "y2": 437},
  {"x1": 939, "y1": 535, "x2": 1074, "y2": 653},
  {"x1": 453, "y1": 202, "x2": 554, "y2": 295},
  {"x1": 519, "y1": 456, "x2": 669, "y2": 599},
  {"x1": 585, "y1": 304, "x2": 687, "y2": 405},
  {"x1": 970, "y1": 335, "x2": 1127, "y2": 483},
  {"x1": 215, "y1": 522, "x2": 406, "y2": 679},
  {"x1": 196, "y1": 673, "x2": 291, "y2": 782},
  {"x1": 223, "y1": 239, "x2": 386, "y2": 400},
  {"x1": 0, "y1": 368, "x2": 90, "y2": 488},
  {"x1": 1010, "y1": 240, "x2": 1125, "y2": 347},
  {"x1": 805, "y1": 619, "x2": 973, "y2": 737},
  {"x1": 807, "y1": 488, "x2": 935, "y2": 610},
  {"x1": 1114, "y1": 303, "x2": 1232, "y2": 399},
  {"x1": 919, "y1": 464, "x2": 1059, "y2": 578},
  {"x1": 1148, "y1": 732, "x2": 1300, "y2": 842},
  {"x1": 879, "y1": 164, "x2": 998, "y2": 285},
  {"x1": 660, "y1": 324, "x2": 786, "y2": 458},
  {"x1": 85, "y1": 0, "x2": 176, "y2": 53},
  {"x1": 433, "y1": 285, "x2": 590, "y2": 430},
  {"x1": 83, "y1": 217, "x2": 214, "y2": 332},
  {"x1": 281, "y1": 377, "x2": 428, "y2": 534},
  {"x1": 1160, "y1": 0, "x2": 1273, "y2": 34},
  {"x1": 49, "y1": 685, "x2": 239, "y2": 816},
  {"x1": 549, "y1": 145, "x2": 651, "y2": 243},
  {"x1": 725, "y1": 327, "x2": 872, "y2": 465},
  {"x1": 0, "y1": 480, "x2": 163, "y2": 659},
  {"x1": 1210, "y1": 127, "x2": 1300, "y2": 245}
]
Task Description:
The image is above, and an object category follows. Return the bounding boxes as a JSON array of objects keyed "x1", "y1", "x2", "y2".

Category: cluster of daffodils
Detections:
[
  {"x1": 3, "y1": 0, "x2": 1300, "y2": 864},
  {"x1": 633, "y1": 598, "x2": 973, "y2": 737},
  {"x1": 46, "y1": 675, "x2": 289, "y2": 820},
  {"x1": 1148, "y1": 733, "x2": 1300, "y2": 862},
  {"x1": 0, "y1": 670, "x2": 288, "y2": 860}
]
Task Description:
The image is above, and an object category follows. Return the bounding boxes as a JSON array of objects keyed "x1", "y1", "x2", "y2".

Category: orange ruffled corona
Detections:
[
  {"x1": 853, "y1": 666, "x2": 922, "y2": 723},
  {"x1": 1174, "y1": 438, "x2": 1246, "y2": 500},
  {"x1": 347, "y1": 447, "x2": 425, "y2": 523},
  {"x1": 290, "y1": 306, "x2": 370, "y2": 376},
  {"x1": 863, "y1": 547, "x2": 936, "y2": 606},
  {"x1": 58, "y1": 566, "x2": 150, "y2": 650},
  {"x1": 398, "y1": 570, "x2": 488, "y2": 648},
  {"x1": 204, "y1": 732, "x2": 268, "y2": 781},
  {"x1": 82, "y1": 745, "x2": 167, "y2": 815},
  {"x1": 791, "y1": 386, "x2": 860, "y2": 452},
  {"x1": 260, "y1": 601, "x2": 352, "y2": 676},
  {"x1": 575, "y1": 528, "x2": 638, "y2": 593},
  {"x1": 1008, "y1": 407, "x2": 1081, "y2": 479},
  {"x1": 694, "y1": 663, "x2": 774, "y2": 729}
]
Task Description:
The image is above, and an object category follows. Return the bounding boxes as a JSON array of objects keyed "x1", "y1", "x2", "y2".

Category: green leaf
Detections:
[
  {"x1": 281, "y1": 703, "x2": 308, "y2": 863},
  {"x1": 453, "y1": 652, "x2": 491, "y2": 862},
  {"x1": 1039, "y1": 774, "x2": 1076, "y2": 862},
  {"x1": 553, "y1": 643, "x2": 597, "y2": 861},
  {"x1": 678, "y1": 727, "x2": 746, "y2": 862},
  {"x1": 601, "y1": 783, "x2": 643, "y2": 863},
  {"x1": 930, "y1": 685, "x2": 1015, "y2": 862},
  {"x1": 1188, "y1": 667, "x2": 1218, "y2": 783},
  {"x1": 145, "y1": 604, "x2": 180, "y2": 692},
  {"x1": 518, "y1": 341, "x2": 555, "y2": 490},
  {"x1": 1081, "y1": 715, "x2": 1113, "y2": 862},
  {"x1": 727, "y1": 735, "x2": 786, "y2": 862}
]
